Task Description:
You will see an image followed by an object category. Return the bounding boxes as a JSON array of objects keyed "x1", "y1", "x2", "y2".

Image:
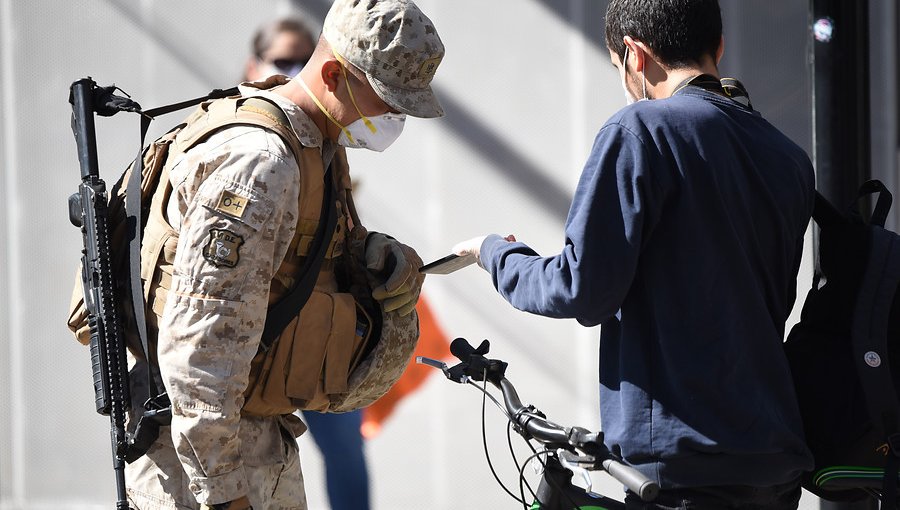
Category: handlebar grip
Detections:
[
  {"x1": 450, "y1": 337, "x2": 491, "y2": 361},
  {"x1": 601, "y1": 459, "x2": 659, "y2": 502},
  {"x1": 450, "y1": 338, "x2": 475, "y2": 360}
]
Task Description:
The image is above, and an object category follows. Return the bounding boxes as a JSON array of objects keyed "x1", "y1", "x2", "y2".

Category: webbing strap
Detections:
[
  {"x1": 260, "y1": 167, "x2": 337, "y2": 348},
  {"x1": 851, "y1": 180, "x2": 893, "y2": 228},
  {"x1": 127, "y1": 114, "x2": 157, "y2": 397},
  {"x1": 142, "y1": 87, "x2": 238, "y2": 119}
]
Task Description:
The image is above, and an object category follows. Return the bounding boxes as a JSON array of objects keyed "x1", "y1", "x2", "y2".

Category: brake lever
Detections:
[
  {"x1": 557, "y1": 449, "x2": 595, "y2": 492},
  {"x1": 416, "y1": 356, "x2": 468, "y2": 383}
]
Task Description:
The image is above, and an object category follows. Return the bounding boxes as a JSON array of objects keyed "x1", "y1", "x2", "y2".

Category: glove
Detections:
[
  {"x1": 365, "y1": 233, "x2": 425, "y2": 316},
  {"x1": 452, "y1": 234, "x2": 516, "y2": 268},
  {"x1": 200, "y1": 496, "x2": 252, "y2": 510}
]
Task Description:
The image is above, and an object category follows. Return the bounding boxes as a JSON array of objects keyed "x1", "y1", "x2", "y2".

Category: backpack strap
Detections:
[
  {"x1": 848, "y1": 181, "x2": 900, "y2": 504},
  {"x1": 260, "y1": 168, "x2": 337, "y2": 348}
]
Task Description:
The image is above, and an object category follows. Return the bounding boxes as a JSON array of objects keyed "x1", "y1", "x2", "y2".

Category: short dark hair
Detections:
[{"x1": 605, "y1": 0, "x2": 722, "y2": 68}]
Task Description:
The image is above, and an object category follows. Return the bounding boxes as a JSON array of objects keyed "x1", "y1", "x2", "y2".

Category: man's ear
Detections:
[
  {"x1": 623, "y1": 35, "x2": 651, "y2": 73},
  {"x1": 320, "y1": 59, "x2": 343, "y2": 92},
  {"x1": 716, "y1": 35, "x2": 725, "y2": 66}
]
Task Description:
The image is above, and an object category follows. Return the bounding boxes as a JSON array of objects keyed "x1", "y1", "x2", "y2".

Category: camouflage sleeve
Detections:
[{"x1": 157, "y1": 128, "x2": 299, "y2": 504}]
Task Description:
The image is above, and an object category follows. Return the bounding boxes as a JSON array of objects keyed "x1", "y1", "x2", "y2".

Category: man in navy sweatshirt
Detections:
[{"x1": 453, "y1": 0, "x2": 815, "y2": 508}]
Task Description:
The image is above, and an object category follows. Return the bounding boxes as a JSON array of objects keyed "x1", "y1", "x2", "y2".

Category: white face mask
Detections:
[
  {"x1": 620, "y1": 47, "x2": 648, "y2": 104},
  {"x1": 337, "y1": 112, "x2": 406, "y2": 152},
  {"x1": 297, "y1": 55, "x2": 406, "y2": 152}
]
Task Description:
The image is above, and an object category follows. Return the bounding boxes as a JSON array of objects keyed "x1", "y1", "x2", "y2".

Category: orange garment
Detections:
[{"x1": 361, "y1": 297, "x2": 451, "y2": 438}]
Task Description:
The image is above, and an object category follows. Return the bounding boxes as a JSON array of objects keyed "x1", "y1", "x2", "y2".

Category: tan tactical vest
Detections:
[
  {"x1": 69, "y1": 86, "x2": 377, "y2": 415},
  {"x1": 150, "y1": 95, "x2": 374, "y2": 416}
]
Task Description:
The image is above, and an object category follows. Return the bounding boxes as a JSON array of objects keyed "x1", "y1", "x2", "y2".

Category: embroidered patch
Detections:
[
  {"x1": 215, "y1": 190, "x2": 249, "y2": 218},
  {"x1": 203, "y1": 229, "x2": 244, "y2": 268},
  {"x1": 418, "y1": 57, "x2": 441, "y2": 79}
]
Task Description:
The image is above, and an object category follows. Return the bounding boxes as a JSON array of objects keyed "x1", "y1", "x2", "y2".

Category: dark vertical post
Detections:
[
  {"x1": 810, "y1": 0, "x2": 871, "y2": 211},
  {"x1": 811, "y1": 0, "x2": 875, "y2": 508}
]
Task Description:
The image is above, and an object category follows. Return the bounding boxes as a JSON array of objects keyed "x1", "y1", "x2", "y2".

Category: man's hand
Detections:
[
  {"x1": 365, "y1": 233, "x2": 425, "y2": 316},
  {"x1": 452, "y1": 234, "x2": 516, "y2": 268},
  {"x1": 200, "y1": 496, "x2": 252, "y2": 510}
]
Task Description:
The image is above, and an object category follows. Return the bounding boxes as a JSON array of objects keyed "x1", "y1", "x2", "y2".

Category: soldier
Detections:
[{"x1": 124, "y1": 0, "x2": 444, "y2": 508}]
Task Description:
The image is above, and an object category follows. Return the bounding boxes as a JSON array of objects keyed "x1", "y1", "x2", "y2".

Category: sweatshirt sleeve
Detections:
[{"x1": 481, "y1": 123, "x2": 661, "y2": 327}]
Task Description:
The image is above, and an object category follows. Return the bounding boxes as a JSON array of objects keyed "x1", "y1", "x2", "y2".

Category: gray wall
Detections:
[{"x1": 4, "y1": 0, "x2": 890, "y2": 508}]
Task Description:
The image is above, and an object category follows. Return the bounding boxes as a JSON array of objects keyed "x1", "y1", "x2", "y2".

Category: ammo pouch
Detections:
[
  {"x1": 242, "y1": 282, "x2": 421, "y2": 415},
  {"x1": 243, "y1": 290, "x2": 374, "y2": 414}
]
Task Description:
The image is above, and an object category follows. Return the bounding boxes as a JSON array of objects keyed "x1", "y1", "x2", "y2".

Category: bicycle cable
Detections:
[
  {"x1": 465, "y1": 378, "x2": 509, "y2": 418},
  {"x1": 518, "y1": 450, "x2": 551, "y2": 510},
  {"x1": 517, "y1": 449, "x2": 584, "y2": 510},
  {"x1": 479, "y1": 369, "x2": 526, "y2": 505},
  {"x1": 507, "y1": 421, "x2": 537, "y2": 502}
]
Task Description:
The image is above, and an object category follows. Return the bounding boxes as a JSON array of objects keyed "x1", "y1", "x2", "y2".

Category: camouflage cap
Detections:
[{"x1": 323, "y1": 0, "x2": 444, "y2": 118}]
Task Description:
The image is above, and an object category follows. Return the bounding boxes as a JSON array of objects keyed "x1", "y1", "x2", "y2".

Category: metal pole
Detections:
[
  {"x1": 810, "y1": 0, "x2": 875, "y2": 507},
  {"x1": 810, "y1": 0, "x2": 870, "y2": 208}
]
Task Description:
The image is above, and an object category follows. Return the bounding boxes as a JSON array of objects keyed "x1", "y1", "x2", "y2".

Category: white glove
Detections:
[{"x1": 452, "y1": 234, "x2": 516, "y2": 268}]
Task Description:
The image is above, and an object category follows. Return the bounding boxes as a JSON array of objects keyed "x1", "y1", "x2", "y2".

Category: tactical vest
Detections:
[{"x1": 140, "y1": 93, "x2": 374, "y2": 416}]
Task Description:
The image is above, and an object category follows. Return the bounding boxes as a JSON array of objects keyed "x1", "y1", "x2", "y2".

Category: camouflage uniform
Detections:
[
  {"x1": 127, "y1": 85, "x2": 334, "y2": 510},
  {"x1": 120, "y1": 0, "x2": 445, "y2": 506}
]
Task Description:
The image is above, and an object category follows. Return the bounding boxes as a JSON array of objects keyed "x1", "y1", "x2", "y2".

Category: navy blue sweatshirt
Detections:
[{"x1": 481, "y1": 86, "x2": 815, "y2": 488}]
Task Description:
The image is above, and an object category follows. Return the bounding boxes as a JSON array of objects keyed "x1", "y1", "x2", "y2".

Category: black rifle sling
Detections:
[{"x1": 261, "y1": 166, "x2": 337, "y2": 348}]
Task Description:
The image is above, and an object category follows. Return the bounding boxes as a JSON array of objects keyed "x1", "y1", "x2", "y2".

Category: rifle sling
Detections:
[{"x1": 261, "y1": 166, "x2": 337, "y2": 348}]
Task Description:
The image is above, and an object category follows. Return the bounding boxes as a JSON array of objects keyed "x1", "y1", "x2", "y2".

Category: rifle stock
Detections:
[{"x1": 69, "y1": 77, "x2": 132, "y2": 510}]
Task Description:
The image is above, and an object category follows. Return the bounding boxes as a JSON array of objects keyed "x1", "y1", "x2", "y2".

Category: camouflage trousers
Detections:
[{"x1": 126, "y1": 416, "x2": 307, "y2": 510}]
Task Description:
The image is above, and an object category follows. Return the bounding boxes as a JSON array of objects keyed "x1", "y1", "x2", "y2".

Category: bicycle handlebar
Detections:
[{"x1": 425, "y1": 337, "x2": 660, "y2": 502}]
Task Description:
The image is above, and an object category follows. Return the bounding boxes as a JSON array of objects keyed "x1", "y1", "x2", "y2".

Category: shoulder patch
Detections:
[
  {"x1": 203, "y1": 229, "x2": 244, "y2": 268},
  {"x1": 215, "y1": 189, "x2": 249, "y2": 218}
]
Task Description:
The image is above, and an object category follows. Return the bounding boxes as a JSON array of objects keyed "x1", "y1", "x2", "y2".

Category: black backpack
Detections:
[{"x1": 785, "y1": 180, "x2": 900, "y2": 506}]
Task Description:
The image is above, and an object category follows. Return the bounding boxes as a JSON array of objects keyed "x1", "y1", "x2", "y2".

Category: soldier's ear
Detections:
[{"x1": 321, "y1": 59, "x2": 343, "y2": 93}]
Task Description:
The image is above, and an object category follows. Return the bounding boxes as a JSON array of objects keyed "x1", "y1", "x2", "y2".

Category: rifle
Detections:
[
  {"x1": 67, "y1": 77, "x2": 240, "y2": 507},
  {"x1": 67, "y1": 77, "x2": 135, "y2": 510}
]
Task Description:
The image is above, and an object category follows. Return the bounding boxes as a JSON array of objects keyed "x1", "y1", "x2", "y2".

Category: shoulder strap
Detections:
[
  {"x1": 172, "y1": 95, "x2": 306, "y2": 165},
  {"x1": 848, "y1": 181, "x2": 900, "y2": 472},
  {"x1": 260, "y1": 166, "x2": 337, "y2": 348}
]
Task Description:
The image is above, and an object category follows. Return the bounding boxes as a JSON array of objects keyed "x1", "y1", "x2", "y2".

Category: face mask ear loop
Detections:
[
  {"x1": 333, "y1": 50, "x2": 377, "y2": 135},
  {"x1": 297, "y1": 76, "x2": 357, "y2": 144},
  {"x1": 641, "y1": 62, "x2": 647, "y2": 100}
]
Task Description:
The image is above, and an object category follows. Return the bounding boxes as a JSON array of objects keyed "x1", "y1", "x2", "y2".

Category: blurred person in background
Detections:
[
  {"x1": 453, "y1": 0, "x2": 815, "y2": 508},
  {"x1": 242, "y1": 16, "x2": 371, "y2": 510},
  {"x1": 244, "y1": 18, "x2": 316, "y2": 86}
]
